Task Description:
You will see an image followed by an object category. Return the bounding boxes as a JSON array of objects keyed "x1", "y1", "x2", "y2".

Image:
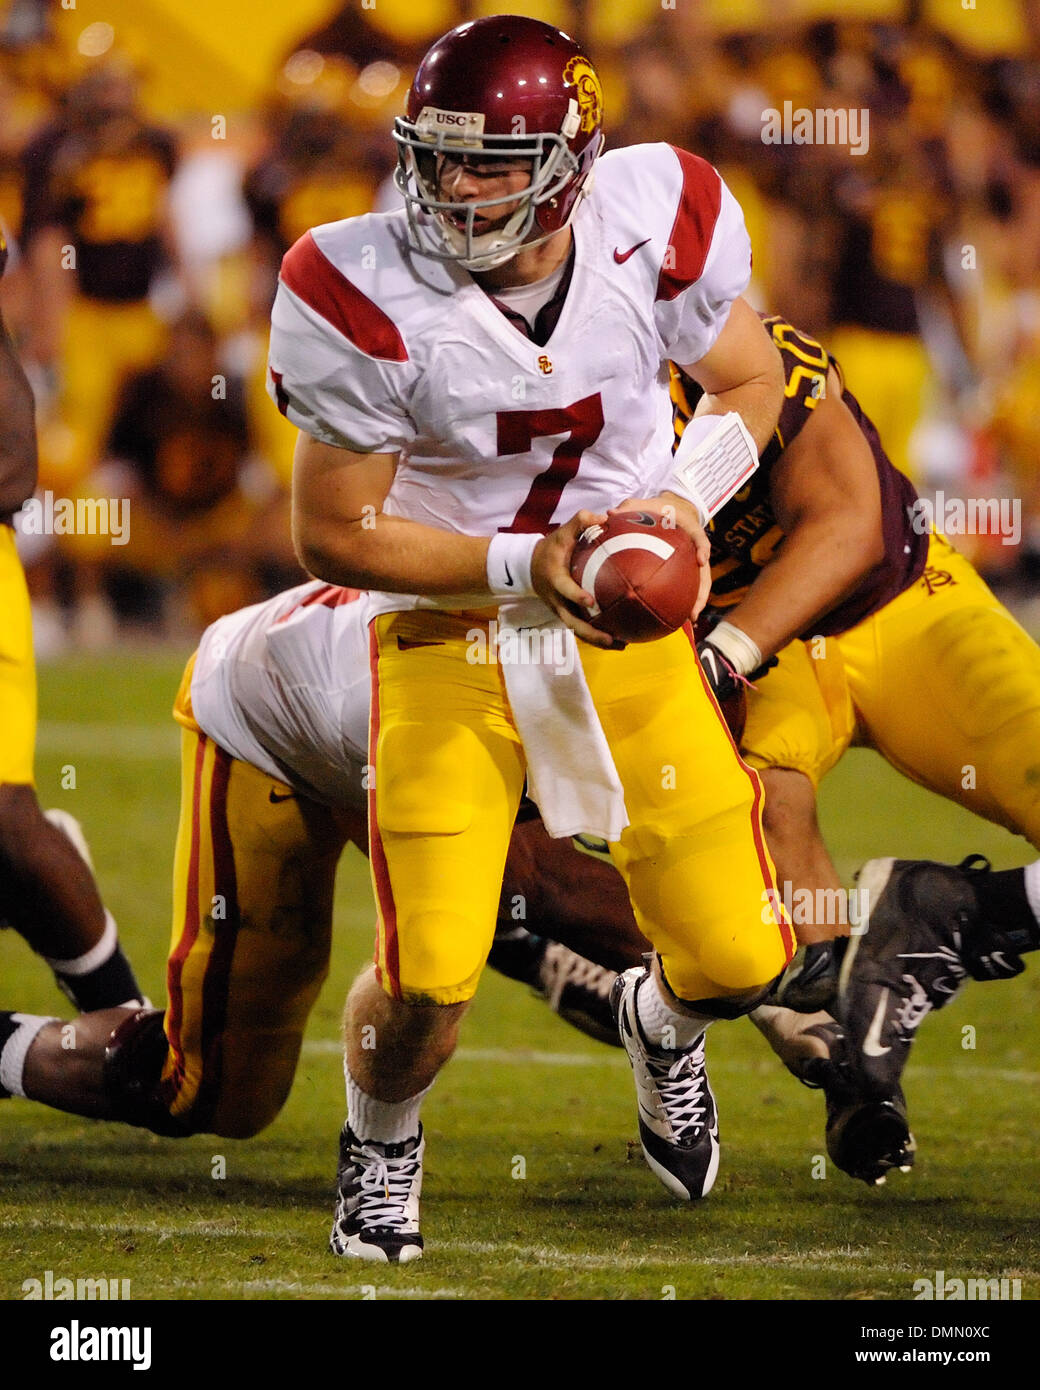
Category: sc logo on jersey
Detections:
[{"x1": 537, "y1": 355, "x2": 553, "y2": 375}]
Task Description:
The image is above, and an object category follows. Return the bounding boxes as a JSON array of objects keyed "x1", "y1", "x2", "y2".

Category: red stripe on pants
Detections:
[{"x1": 368, "y1": 620, "x2": 401, "y2": 998}]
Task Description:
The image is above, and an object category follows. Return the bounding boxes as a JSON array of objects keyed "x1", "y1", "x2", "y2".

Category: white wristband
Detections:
[
  {"x1": 486, "y1": 532, "x2": 540, "y2": 598},
  {"x1": 671, "y1": 412, "x2": 759, "y2": 522},
  {"x1": 661, "y1": 474, "x2": 709, "y2": 527},
  {"x1": 704, "y1": 620, "x2": 763, "y2": 677}
]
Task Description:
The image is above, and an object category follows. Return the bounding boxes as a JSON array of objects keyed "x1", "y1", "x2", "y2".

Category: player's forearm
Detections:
[
  {"x1": 0, "y1": 314, "x2": 38, "y2": 515},
  {"x1": 295, "y1": 510, "x2": 493, "y2": 596},
  {"x1": 722, "y1": 514, "x2": 883, "y2": 662},
  {"x1": 695, "y1": 372, "x2": 782, "y2": 458}
]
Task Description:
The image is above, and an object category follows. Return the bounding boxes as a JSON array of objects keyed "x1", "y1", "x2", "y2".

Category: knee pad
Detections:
[
  {"x1": 103, "y1": 1008, "x2": 189, "y2": 1138},
  {"x1": 392, "y1": 910, "x2": 488, "y2": 1005},
  {"x1": 693, "y1": 923, "x2": 791, "y2": 997}
]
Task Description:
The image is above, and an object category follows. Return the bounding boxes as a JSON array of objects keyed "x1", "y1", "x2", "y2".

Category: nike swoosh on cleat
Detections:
[
  {"x1": 614, "y1": 238, "x2": 651, "y2": 264},
  {"x1": 863, "y1": 988, "x2": 893, "y2": 1056}
]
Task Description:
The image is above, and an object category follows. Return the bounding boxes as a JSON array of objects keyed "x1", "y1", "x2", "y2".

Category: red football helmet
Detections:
[{"x1": 393, "y1": 15, "x2": 605, "y2": 271}]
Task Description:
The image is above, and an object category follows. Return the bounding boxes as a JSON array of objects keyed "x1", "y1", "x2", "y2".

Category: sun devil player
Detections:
[{"x1": 271, "y1": 14, "x2": 793, "y2": 1261}]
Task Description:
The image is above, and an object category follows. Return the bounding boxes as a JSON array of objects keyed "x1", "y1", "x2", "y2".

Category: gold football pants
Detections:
[
  {"x1": 368, "y1": 610, "x2": 793, "y2": 1006},
  {"x1": 742, "y1": 534, "x2": 1040, "y2": 846}
]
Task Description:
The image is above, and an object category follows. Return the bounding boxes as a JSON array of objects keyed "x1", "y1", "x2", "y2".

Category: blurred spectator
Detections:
[
  {"x1": 68, "y1": 310, "x2": 299, "y2": 639},
  {"x1": 4, "y1": 2, "x2": 1040, "y2": 642},
  {"x1": 20, "y1": 54, "x2": 177, "y2": 491}
]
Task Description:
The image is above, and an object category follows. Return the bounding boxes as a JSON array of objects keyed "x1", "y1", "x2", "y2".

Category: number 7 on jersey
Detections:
[{"x1": 497, "y1": 393, "x2": 605, "y2": 534}]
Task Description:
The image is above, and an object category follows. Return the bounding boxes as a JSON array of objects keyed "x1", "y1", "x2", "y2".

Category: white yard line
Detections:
[
  {"x1": 165, "y1": 1279, "x2": 463, "y2": 1298},
  {"x1": 3, "y1": 1218, "x2": 905, "y2": 1272},
  {"x1": 301, "y1": 1040, "x2": 1040, "y2": 1083}
]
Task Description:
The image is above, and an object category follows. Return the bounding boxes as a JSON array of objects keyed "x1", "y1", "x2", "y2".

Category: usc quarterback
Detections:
[{"x1": 272, "y1": 14, "x2": 792, "y2": 1260}]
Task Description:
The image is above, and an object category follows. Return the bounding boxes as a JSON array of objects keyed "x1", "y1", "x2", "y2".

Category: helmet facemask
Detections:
[{"x1": 393, "y1": 106, "x2": 592, "y2": 272}]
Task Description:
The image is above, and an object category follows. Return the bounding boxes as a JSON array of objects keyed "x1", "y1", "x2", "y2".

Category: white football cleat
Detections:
[{"x1": 612, "y1": 966, "x2": 720, "y2": 1200}]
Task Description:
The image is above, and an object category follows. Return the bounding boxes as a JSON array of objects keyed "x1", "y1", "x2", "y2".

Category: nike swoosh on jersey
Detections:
[
  {"x1": 863, "y1": 988, "x2": 893, "y2": 1056},
  {"x1": 614, "y1": 238, "x2": 652, "y2": 264},
  {"x1": 269, "y1": 788, "x2": 296, "y2": 804},
  {"x1": 396, "y1": 637, "x2": 447, "y2": 650}
]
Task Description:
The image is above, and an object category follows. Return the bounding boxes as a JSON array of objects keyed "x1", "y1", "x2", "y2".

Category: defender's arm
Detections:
[{"x1": 720, "y1": 364, "x2": 885, "y2": 662}]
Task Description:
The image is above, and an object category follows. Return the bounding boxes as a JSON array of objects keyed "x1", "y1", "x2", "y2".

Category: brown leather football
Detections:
[{"x1": 569, "y1": 510, "x2": 701, "y2": 643}]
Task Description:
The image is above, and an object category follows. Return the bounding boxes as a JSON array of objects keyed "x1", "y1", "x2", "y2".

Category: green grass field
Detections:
[{"x1": 2, "y1": 652, "x2": 1038, "y2": 1302}]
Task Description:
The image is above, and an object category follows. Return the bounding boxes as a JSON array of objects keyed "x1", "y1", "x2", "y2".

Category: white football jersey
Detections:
[
  {"x1": 190, "y1": 582, "x2": 372, "y2": 812},
  {"x1": 268, "y1": 143, "x2": 751, "y2": 612}
]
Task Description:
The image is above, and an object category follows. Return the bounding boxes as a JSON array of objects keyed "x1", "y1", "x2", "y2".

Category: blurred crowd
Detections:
[{"x1": 1, "y1": 0, "x2": 1039, "y2": 651}]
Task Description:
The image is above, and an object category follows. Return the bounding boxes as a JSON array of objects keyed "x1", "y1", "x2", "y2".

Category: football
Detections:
[{"x1": 569, "y1": 510, "x2": 702, "y2": 643}]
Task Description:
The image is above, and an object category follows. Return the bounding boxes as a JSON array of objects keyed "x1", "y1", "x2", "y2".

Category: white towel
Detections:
[{"x1": 496, "y1": 599, "x2": 629, "y2": 842}]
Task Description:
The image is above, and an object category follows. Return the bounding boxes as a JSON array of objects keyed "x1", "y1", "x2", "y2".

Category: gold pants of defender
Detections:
[
  {"x1": 368, "y1": 610, "x2": 793, "y2": 1006},
  {"x1": 0, "y1": 525, "x2": 36, "y2": 786},
  {"x1": 160, "y1": 665, "x2": 362, "y2": 1137},
  {"x1": 742, "y1": 533, "x2": 1040, "y2": 847}
]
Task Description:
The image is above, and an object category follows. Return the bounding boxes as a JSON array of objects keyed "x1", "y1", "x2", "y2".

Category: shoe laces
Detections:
[
  {"x1": 645, "y1": 1042, "x2": 710, "y2": 1139},
  {"x1": 893, "y1": 975, "x2": 934, "y2": 1036},
  {"x1": 897, "y1": 941, "x2": 968, "y2": 1002},
  {"x1": 540, "y1": 942, "x2": 615, "y2": 1012},
  {"x1": 349, "y1": 1143, "x2": 421, "y2": 1230}
]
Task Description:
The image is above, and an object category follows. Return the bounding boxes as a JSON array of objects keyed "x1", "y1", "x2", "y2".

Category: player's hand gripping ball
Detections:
[{"x1": 568, "y1": 510, "x2": 702, "y2": 642}]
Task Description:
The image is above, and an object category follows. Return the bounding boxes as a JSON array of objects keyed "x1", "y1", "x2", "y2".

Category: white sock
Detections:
[
  {"x1": 0, "y1": 1014, "x2": 57, "y2": 1097},
  {"x1": 635, "y1": 973, "x2": 714, "y2": 1052},
  {"x1": 345, "y1": 1064, "x2": 431, "y2": 1145},
  {"x1": 1023, "y1": 861, "x2": 1040, "y2": 926}
]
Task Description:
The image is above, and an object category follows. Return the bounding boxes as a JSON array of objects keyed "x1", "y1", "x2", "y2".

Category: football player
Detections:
[
  {"x1": 274, "y1": 14, "x2": 794, "y2": 1259},
  {"x1": 0, "y1": 226, "x2": 145, "y2": 1085},
  {"x1": 0, "y1": 579, "x2": 878, "y2": 1191},
  {"x1": 672, "y1": 314, "x2": 1040, "y2": 1124}
]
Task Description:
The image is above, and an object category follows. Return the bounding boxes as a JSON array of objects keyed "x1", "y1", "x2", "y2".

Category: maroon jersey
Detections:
[
  {"x1": 21, "y1": 122, "x2": 176, "y2": 303},
  {"x1": 671, "y1": 313, "x2": 928, "y2": 639}
]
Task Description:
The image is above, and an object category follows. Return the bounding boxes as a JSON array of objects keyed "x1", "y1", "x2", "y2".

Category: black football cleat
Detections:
[
  {"x1": 838, "y1": 856, "x2": 1024, "y2": 1096},
  {"x1": 537, "y1": 941, "x2": 620, "y2": 1046},
  {"x1": 488, "y1": 927, "x2": 621, "y2": 1046},
  {"x1": 330, "y1": 1124, "x2": 424, "y2": 1263},
  {"x1": 751, "y1": 1007, "x2": 914, "y2": 1186},
  {"x1": 796, "y1": 1020, "x2": 916, "y2": 1186},
  {"x1": 772, "y1": 940, "x2": 842, "y2": 1014}
]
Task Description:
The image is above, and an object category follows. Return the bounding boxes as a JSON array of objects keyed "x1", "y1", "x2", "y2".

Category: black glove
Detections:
[
  {"x1": 697, "y1": 639, "x2": 748, "y2": 741},
  {"x1": 697, "y1": 638, "x2": 743, "y2": 704}
]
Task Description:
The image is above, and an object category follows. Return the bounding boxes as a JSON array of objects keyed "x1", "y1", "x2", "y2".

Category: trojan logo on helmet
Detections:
[{"x1": 393, "y1": 14, "x2": 605, "y2": 272}]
